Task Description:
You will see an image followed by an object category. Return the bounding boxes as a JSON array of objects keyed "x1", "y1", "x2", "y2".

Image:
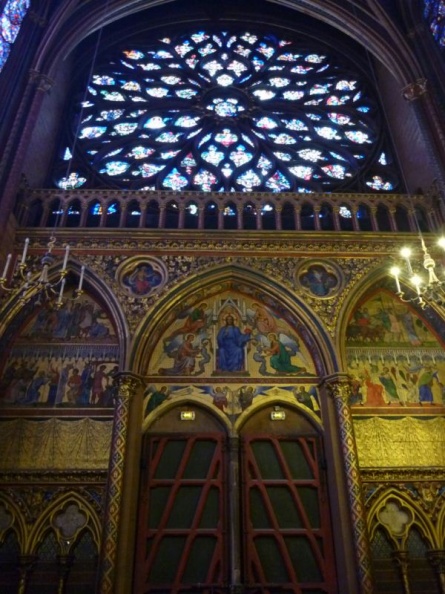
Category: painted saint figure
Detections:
[{"x1": 216, "y1": 315, "x2": 252, "y2": 372}]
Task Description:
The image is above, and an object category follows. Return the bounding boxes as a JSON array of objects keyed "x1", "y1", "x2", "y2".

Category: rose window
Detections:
[{"x1": 56, "y1": 30, "x2": 397, "y2": 192}]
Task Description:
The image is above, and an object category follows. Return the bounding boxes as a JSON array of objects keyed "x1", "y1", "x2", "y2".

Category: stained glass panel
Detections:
[
  {"x1": 55, "y1": 29, "x2": 398, "y2": 192},
  {"x1": 424, "y1": 0, "x2": 445, "y2": 48},
  {"x1": 0, "y1": 0, "x2": 30, "y2": 72}
]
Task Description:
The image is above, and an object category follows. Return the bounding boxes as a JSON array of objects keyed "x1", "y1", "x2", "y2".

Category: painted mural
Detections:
[
  {"x1": 143, "y1": 383, "x2": 321, "y2": 419},
  {"x1": 148, "y1": 294, "x2": 316, "y2": 379},
  {"x1": 346, "y1": 291, "x2": 445, "y2": 408},
  {"x1": 0, "y1": 291, "x2": 119, "y2": 407}
]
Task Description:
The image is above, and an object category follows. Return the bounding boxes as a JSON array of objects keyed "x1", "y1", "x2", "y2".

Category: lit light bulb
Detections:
[
  {"x1": 400, "y1": 247, "x2": 411, "y2": 258},
  {"x1": 438, "y1": 237, "x2": 445, "y2": 249}
]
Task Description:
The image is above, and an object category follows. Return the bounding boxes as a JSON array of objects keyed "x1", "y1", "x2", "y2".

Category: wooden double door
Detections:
[{"x1": 135, "y1": 405, "x2": 337, "y2": 594}]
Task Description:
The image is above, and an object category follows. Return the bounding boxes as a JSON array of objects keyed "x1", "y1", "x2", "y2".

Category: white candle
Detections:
[
  {"x1": 62, "y1": 245, "x2": 70, "y2": 271},
  {"x1": 78, "y1": 265, "x2": 85, "y2": 291},
  {"x1": 57, "y1": 278, "x2": 66, "y2": 305},
  {"x1": 21, "y1": 238, "x2": 29, "y2": 264},
  {"x1": 1, "y1": 254, "x2": 12, "y2": 279},
  {"x1": 390, "y1": 267, "x2": 401, "y2": 293}
]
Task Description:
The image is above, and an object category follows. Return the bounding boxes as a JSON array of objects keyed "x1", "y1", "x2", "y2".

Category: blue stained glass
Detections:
[
  {"x1": 289, "y1": 165, "x2": 313, "y2": 179},
  {"x1": 203, "y1": 145, "x2": 224, "y2": 165},
  {"x1": 57, "y1": 172, "x2": 87, "y2": 190},
  {"x1": 93, "y1": 75, "x2": 116, "y2": 85},
  {"x1": 270, "y1": 133, "x2": 297, "y2": 144},
  {"x1": 216, "y1": 74, "x2": 234, "y2": 86},
  {"x1": 190, "y1": 32, "x2": 209, "y2": 43},
  {"x1": 146, "y1": 87, "x2": 169, "y2": 97},
  {"x1": 194, "y1": 169, "x2": 218, "y2": 190},
  {"x1": 255, "y1": 116, "x2": 278, "y2": 129},
  {"x1": 306, "y1": 54, "x2": 325, "y2": 63},
  {"x1": 139, "y1": 63, "x2": 161, "y2": 71},
  {"x1": 101, "y1": 91, "x2": 125, "y2": 101},
  {"x1": 424, "y1": 1, "x2": 445, "y2": 48},
  {"x1": 139, "y1": 164, "x2": 166, "y2": 177},
  {"x1": 175, "y1": 116, "x2": 199, "y2": 127},
  {"x1": 79, "y1": 126, "x2": 107, "y2": 139},
  {"x1": 144, "y1": 116, "x2": 166, "y2": 129},
  {"x1": 175, "y1": 42, "x2": 192, "y2": 57},
  {"x1": 100, "y1": 109, "x2": 125, "y2": 121},
  {"x1": 114, "y1": 123, "x2": 138, "y2": 135},
  {"x1": 162, "y1": 168, "x2": 188, "y2": 190},
  {"x1": 128, "y1": 146, "x2": 155, "y2": 159},
  {"x1": 100, "y1": 161, "x2": 130, "y2": 175},
  {"x1": 258, "y1": 156, "x2": 273, "y2": 173},
  {"x1": 365, "y1": 175, "x2": 394, "y2": 190},
  {"x1": 321, "y1": 164, "x2": 348, "y2": 179},
  {"x1": 345, "y1": 130, "x2": 371, "y2": 144},
  {"x1": 221, "y1": 163, "x2": 233, "y2": 177},
  {"x1": 1, "y1": 14, "x2": 19, "y2": 43},
  {"x1": 156, "y1": 131, "x2": 182, "y2": 142},
  {"x1": 122, "y1": 81, "x2": 141, "y2": 91},
  {"x1": 0, "y1": 0, "x2": 30, "y2": 72},
  {"x1": 269, "y1": 77, "x2": 290, "y2": 87},
  {"x1": 63, "y1": 148, "x2": 73, "y2": 161},
  {"x1": 315, "y1": 126, "x2": 339, "y2": 140},
  {"x1": 278, "y1": 53, "x2": 300, "y2": 62},
  {"x1": 282, "y1": 90, "x2": 304, "y2": 100},
  {"x1": 58, "y1": 29, "x2": 395, "y2": 192},
  {"x1": 161, "y1": 150, "x2": 181, "y2": 159},
  {"x1": 124, "y1": 50, "x2": 144, "y2": 59},
  {"x1": 298, "y1": 149, "x2": 324, "y2": 162},
  {"x1": 229, "y1": 145, "x2": 253, "y2": 166},
  {"x1": 237, "y1": 170, "x2": 262, "y2": 189},
  {"x1": 328, "y1": 113, "x2": 351, "y2": 125},
  {"x1": 0, "y1": 38, "x2": 11, "y2": 70},
  {"x1": 252, "y1": 89, "x2": 276, "y2": 100},
  {"x1": 215, "y1": 129, "x2": 238, "y2": 146},
  {"x1": 181, "y1": 153, "x2": 197, "y2": 170},
  {"x1": 266, "y1": 171, "x2": 291, "y2": 191}
]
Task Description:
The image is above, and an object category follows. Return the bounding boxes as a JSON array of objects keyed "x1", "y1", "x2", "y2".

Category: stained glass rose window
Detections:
[{"x1": 56, "y1": 30, "x2": 397, "y2": 192}]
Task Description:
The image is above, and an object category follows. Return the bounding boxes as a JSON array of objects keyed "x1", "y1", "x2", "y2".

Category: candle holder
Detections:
[
  {"x1": 0, "y1": 236, "x2": 85, "y2": 308},
  {"x1": 390, "y1": 237, "x2": 445, "y2": 309}
]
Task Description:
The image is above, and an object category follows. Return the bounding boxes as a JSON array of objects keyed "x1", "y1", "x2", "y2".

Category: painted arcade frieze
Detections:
[
  {"x1": 143, "y1": 383, "x2": 321, "y2": 420},
  {"x1": 346, "y1": 291, "x2": 445, "y2": 408},
  {"x1": 148, "y1": 294, "x2": 316, "y2": 378},
  {"x1": 0, "y1": 291, "x2": 119, "y2": 407}
]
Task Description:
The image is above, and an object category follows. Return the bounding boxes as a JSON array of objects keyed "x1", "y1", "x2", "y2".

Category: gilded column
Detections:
[
  {"x1": 324, "y1": 374, "x2": 374, "y2": 594},
  {"x1": 98, "y1": 373, "x2": 142, "y2": 594},
  {"x1": 392, "y1": 551, "x2": 412, "y2": 594}
]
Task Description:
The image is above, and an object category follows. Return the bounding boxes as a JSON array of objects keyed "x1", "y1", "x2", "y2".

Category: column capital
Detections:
[
  {"x1": 28, "y1": 69, "x2": 54, "y2": 92},
  {"x1": 402, "y1": 79, "x2": 427, "y2": 102},
  {"x1": 114, "y1": 372, "x2": 143, "y2": 403},
  {"x1": 320, "y1": 373, "x2": 351, "y2": 402}
]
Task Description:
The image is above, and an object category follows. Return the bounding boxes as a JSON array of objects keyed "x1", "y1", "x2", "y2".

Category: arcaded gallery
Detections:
[{"x1": 0, "y1": 0, "x2": 445, "y2": 593}]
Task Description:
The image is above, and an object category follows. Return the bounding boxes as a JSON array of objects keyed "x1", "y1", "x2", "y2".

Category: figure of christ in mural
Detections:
[{"x1": 216, "y1": 315, "x2": 252, "y2": 373}]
